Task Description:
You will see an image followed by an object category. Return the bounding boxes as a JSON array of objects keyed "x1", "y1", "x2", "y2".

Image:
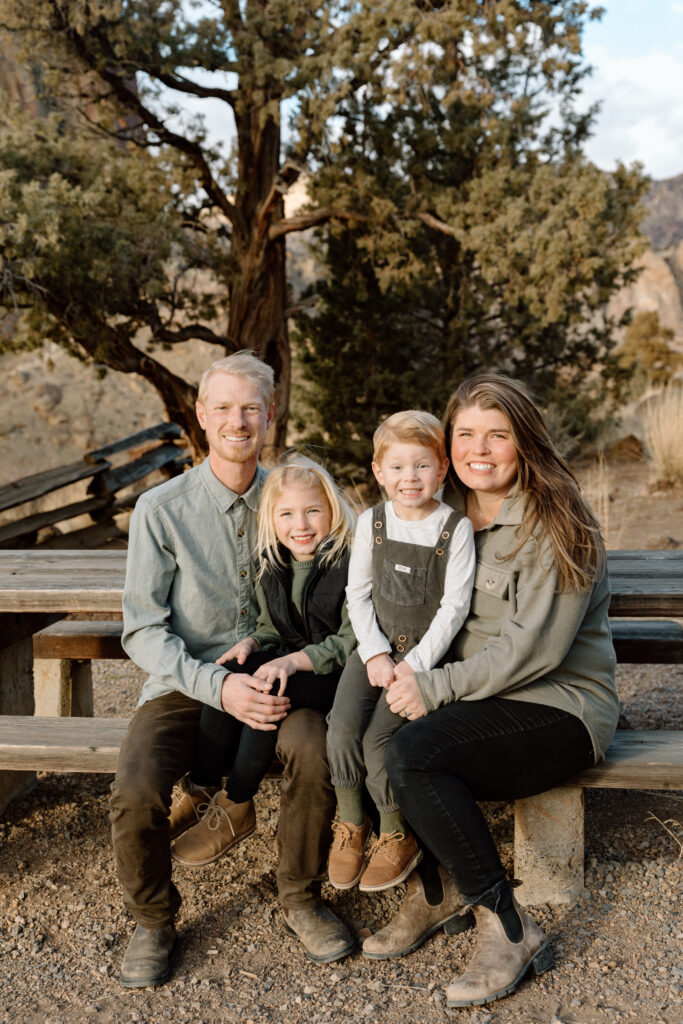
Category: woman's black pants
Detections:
[
  {"x1": 386, "y1": 696, "x2": 594, "y2": 905},
  {"x1": 192, "y1": 650, "x2": 340, "y2": 803}
]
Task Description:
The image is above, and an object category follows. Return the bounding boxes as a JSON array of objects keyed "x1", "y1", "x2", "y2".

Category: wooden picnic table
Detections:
[
  {"x1": 0, "y1": 548, "x2": 681, "y2": 812},
  {"x1": 1, "y1": 548, "x2": 682, "y2": 616}
]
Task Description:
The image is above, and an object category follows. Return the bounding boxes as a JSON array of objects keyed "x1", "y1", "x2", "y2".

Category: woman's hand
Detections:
[
  {"x1": 216, "y1": 637, "x2": 258, "y2": 665},
  {"x1": 386, "y1": 664, "x2": 427, "y2": 720},
  {"x1": 366, "y1": 652, "x2": 396, "y2": 688}
]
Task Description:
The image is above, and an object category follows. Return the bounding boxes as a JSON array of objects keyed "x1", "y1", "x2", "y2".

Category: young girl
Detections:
[{"x1": 170, "y1": 453, "x2": 356, "y2": 866}]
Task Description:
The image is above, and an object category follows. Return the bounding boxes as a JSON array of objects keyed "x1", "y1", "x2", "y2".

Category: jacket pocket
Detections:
[
  {"x1": 380, "y1": 563, "x2": 427, "y2": 607},
  {"x1": 468, "y1": 561, "x2": 510, "y2": 630},
  {"x1": 473, "y1": 561, "x2": 510, "y2": 600}
]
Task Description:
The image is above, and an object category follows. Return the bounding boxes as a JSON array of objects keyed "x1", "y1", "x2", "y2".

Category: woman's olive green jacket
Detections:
[{"x1": 413, "y1": 480, "x2": 619, "y2": 762}]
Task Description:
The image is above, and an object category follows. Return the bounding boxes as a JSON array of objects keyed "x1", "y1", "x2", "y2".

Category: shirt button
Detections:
[
  {"x1": 241, "y1": 608, "x2": 247, "y2": 615},
  {"x1": 237, "y1": 529, "x2": 244, "y2": 538},
  {"x1": 486, "y1": 578, "x2": 495, "y2": 589},
  {"x1": 240, "y1": 569, "x2": 247, "y2": 578}
]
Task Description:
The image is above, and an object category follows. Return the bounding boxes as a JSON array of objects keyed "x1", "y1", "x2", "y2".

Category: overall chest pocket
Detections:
[{"x1": 380, "y1": 562, "x2": 427, "y2": 607}]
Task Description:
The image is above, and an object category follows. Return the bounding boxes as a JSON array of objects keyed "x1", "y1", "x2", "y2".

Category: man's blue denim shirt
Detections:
[{"x1": 122, "y1": 458, "x2": 267, "y2": 710}]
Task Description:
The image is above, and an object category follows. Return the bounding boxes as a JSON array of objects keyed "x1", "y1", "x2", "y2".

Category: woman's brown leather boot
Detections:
[{"x1": 446, "y1": 895, "x2": 553, "y2": 1006}]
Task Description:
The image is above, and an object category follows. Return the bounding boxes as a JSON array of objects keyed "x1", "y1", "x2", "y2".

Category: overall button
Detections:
[
  {"x1": 375, "y1": 536, "x2": 383, "y2": 544},
  {"x1": 486, "y1": 578, "x2": 496, "y2": 589},
  {"x1": 398, "y1": 634, "x2": 407, "y2": 643},
  {"x1": 436, "y1": 547, "x2": 445, "y2": 556},
  {"x1": 396, "y1": 644, "x2": 405, "y2": 653},
  {"x1": 441, "y1": 530, "x2": 450, "y2": 540},
  {"x1": 374, "y1": 521, "x2": 383, "y2": 529}
]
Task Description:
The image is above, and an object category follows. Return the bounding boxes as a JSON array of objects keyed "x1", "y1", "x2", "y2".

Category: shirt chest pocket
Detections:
[
  {"x1": 380, "y1": 563, "x2": 427, "y2": 607},
  {"x1": 469, "y1": 562, "x2": 510, "y2": 619}
]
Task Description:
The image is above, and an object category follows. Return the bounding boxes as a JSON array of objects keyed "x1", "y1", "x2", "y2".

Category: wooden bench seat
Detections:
[
  {"x1": 610, "y1": 619, "x2": 683, "y2": 664},
  {"x1": 514, "y1": 729, "x2": 683, "y2": 907},
  {"x1": 29, "y1": 615, "x2": 683, "y2": 722},
  {"x1": 33, "y1": 620, "x2": 126, "y2": 660},
  {"x1": 0, "y1": 716, "x2": 130, "y2": 772},
  {"x1": 34, "y1": 616, "x2": 683, "y2": 665},
  {"x1": 32, "y1": 620, "x2": 125, "y2": 718},
  {"x1": 0, "y1": 719, "x2": 679, "y2": 909}
]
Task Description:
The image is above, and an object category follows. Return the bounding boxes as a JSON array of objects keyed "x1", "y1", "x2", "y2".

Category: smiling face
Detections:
[
  {"x1": 449, "y1": 404, "x2": 518, "y2": 503},
  {"x1": 196, "y1": 372, "x2": 273, "y2": 472},
  {"x1": 273, "y1": 484, "x2": 332, "y2": 561},
  {"x1": 372, "y1": 441, "x2": 449, "y2": 521}
]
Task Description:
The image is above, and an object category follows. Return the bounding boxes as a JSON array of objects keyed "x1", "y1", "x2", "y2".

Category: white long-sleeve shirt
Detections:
[{"x1": 346, "y1": 500, "x2": 476, "y2": 671}]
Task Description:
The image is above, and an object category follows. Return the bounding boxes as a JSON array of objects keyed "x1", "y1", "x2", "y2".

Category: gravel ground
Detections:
[{"x1": 0, "y1": 660, "x2": 681, "y2": 1024}]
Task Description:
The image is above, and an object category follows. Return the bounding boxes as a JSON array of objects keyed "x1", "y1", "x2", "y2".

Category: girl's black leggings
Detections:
[{"x1": 192, "y1": 649, "x2": 340, "y2": 803}]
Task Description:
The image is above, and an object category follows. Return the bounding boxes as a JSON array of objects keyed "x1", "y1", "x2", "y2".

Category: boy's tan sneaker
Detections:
[
  {"x1": 328, "y1": 816, "x2": 372, "y2": 889},
  {"x1": 170, "y1": 791, "x2": 256, "y2": 866},
  {"x1": 168, "y1": 774, "x2": 218, "y2": 839},
  {"x1": 358, "y1": 830, "x2": 422, "y2": 892}
]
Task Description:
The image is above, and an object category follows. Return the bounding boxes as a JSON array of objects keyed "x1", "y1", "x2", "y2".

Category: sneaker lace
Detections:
[
  {"x1": 366, "y1": 831, "x2": 406, "y2": 864},
  {"x1": 331, "y1": 820, "x2": 357, "y2": 850},
  {"x1": 198, "y1": 793, "x2": 236, "y2": 837}
]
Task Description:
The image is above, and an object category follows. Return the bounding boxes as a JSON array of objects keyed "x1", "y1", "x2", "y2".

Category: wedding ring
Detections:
[{"x1": 403, "y1": 709, "x2": 410, "y2": 718}]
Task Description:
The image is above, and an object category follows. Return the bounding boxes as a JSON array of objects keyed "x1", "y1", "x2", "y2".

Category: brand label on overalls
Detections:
[{"x1": 394, "y1": 564, "x2": 411, "y2": 573}]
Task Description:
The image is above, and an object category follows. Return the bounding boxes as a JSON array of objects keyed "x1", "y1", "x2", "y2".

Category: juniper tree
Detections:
[{"x1": 294, "y1": 1, "x2": 648, "y2": 475}]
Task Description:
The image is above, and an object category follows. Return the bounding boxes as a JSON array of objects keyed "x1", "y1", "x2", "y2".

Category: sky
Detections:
[
  {"x1": 581, "y1": 1, "x2": 683, "y2": 180},
  {"x1": 173, "y1": 1, "x2": 683, "y2": 183}
]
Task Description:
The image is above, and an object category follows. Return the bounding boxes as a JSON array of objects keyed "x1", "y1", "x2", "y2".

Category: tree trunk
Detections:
[{"x1": 229, "y1": 95, "x2": 291, "y2": 452}]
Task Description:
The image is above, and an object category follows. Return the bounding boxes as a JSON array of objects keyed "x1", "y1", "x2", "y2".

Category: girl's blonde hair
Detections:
[
  {"x1": 443, "y1": 374, "x2": 603, "y2": 591},
  {"x1": 257, "y1": 453, "x2": 356, "y2": 573},
  {"x1": 373, "y1": 410, "x2": 446, "y2": 464}
]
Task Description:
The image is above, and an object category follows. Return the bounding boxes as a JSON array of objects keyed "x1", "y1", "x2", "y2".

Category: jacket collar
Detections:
[
  {"x1": 444, "y1": 475, "x2": 525, "y2": 528},
  {"x1": 199, "y1": 458, "x2": 266, "y2": 513}
]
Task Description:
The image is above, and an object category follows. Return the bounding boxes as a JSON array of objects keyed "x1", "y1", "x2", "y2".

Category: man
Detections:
[{"x1": 111, "y1": 351, "x2": 355, "y2": 988}]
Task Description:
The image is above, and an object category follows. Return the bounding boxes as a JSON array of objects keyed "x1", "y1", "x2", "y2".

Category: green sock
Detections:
[
  {"x1": 335, "y1": 787, "x2": 364, "y2": 826},
  {"x1": 379, "y1": 810, "x2": 406, "y2": 835}
]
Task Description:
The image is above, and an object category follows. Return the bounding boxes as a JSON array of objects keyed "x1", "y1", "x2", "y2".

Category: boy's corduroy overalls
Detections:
[{"x1": 327, "y1": 503, "x2": 463, "y2": 812}]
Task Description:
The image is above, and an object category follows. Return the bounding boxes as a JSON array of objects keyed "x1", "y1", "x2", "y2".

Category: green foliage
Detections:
[
  {"x1": 618, "y1": 311, "x2": 683, "y2": 394},
  {"x1": 0, "y1": 110, "x2": 218, "y2": 356},
  {"x1": 0, "y1": 0, "x2": 648, "y2": 461},
  {"x1": 294, "y1": 1, "x2": 649, "y2": 476}
]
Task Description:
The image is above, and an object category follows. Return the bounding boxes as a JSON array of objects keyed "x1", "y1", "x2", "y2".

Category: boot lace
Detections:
[{"x1": 198, "y1": 793, "x2": 236, "y2": 837}]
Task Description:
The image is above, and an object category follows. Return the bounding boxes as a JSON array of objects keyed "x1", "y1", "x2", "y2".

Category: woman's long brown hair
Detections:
[{"x1": 443, "y1": 374, "x2": 603, "y2": 590}]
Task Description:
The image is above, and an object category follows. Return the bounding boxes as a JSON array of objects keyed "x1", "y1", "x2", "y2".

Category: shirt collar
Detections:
[
  {"x1": 444, "y1": 475, "x2": 525, "y2": 528},
  {"x1": 199, "y1": 457, "x2": 266, "y2": 513}
]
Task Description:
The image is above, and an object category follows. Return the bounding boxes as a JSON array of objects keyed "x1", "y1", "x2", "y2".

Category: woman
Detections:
[{"x1": 363, "y1": 374, "x2": 618, "y2": 1008}]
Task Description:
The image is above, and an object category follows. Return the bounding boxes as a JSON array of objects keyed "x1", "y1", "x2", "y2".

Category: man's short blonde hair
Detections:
[
  {"x1": 197, "y1": 351, "x2": 275, "y2": 408},
  {"x1": 373, "y1": 410, "x2": 446, "y2": 464}
]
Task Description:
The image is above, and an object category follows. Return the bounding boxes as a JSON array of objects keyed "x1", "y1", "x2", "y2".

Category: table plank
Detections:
[
  {"x1": 606, "y1": 550, "x2": 683, "y2": 617},
  {"x1": 0, "y1": 550, "x2": 126, "y2": 613},
  {"x1": 0, "y1": 549, "x2": 681, "y2": 616}
]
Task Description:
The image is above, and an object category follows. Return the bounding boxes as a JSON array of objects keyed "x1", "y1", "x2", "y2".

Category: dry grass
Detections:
[
  {"x1": 640, "y1": 383, "x2": 683, "y2": 486},
  {"x1": 581, "y1": 452, "x2": 626, "y2": 549}
]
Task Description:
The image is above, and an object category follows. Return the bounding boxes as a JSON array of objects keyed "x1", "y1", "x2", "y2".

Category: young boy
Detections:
[{"x1": 326, "y1": 410, "x2": 476, "y2": 892}]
